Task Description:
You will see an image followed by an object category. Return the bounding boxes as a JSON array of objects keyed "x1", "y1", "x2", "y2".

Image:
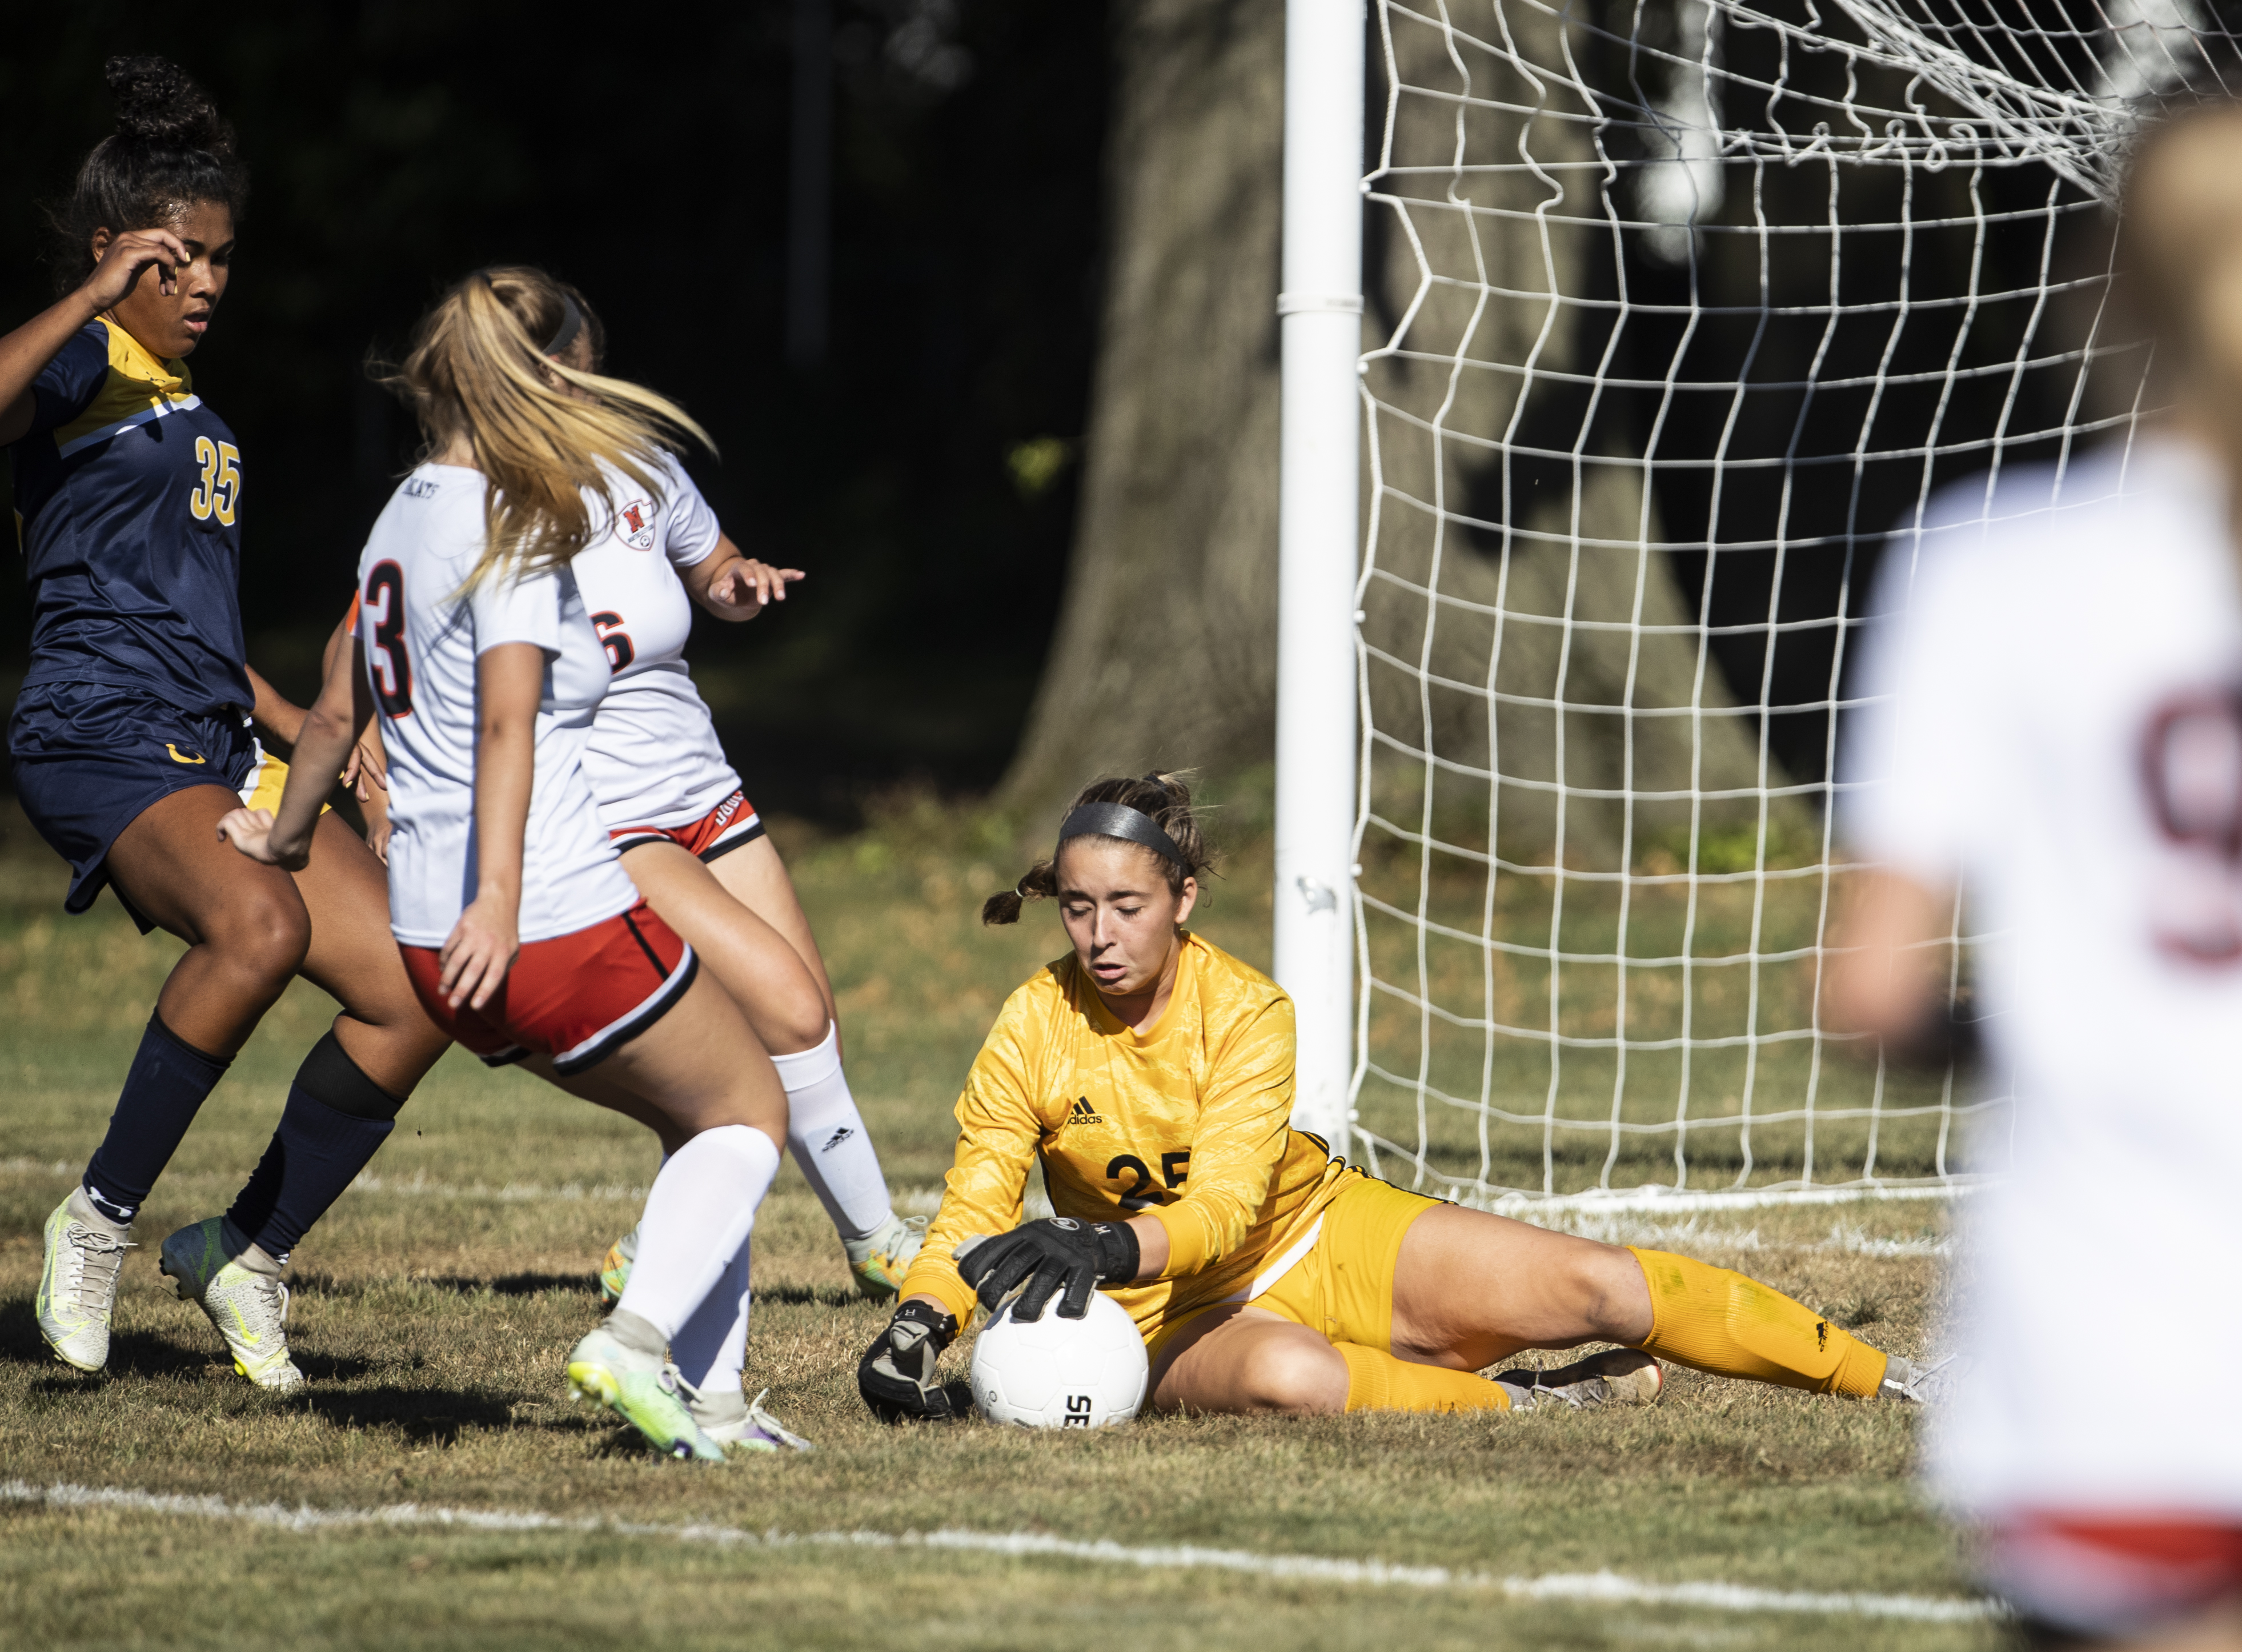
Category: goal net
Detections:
[{"x1": 1350, "y1": 0, "x2": 2199, "y2": 1208}]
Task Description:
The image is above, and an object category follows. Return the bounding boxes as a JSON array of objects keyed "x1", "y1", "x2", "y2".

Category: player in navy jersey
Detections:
[{"x1": 0, "y1": 59, "x2": 449, "y2": 1388}]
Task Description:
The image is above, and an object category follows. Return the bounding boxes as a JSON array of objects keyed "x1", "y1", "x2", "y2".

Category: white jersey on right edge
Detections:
[
  {"x1": 1842, "y1": 432, "x2": 2242, "y2": 1516},
  {"x1": 571, "y1": 455, "x2": 744, "y2": 832},
  {"x1": 357, "y1": 462, "x2": 641, "y2": 948}
]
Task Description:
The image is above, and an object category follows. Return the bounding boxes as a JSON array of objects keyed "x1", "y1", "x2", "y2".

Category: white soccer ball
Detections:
[{"x1": 969, "y1": 1290, "x2": 1149, "y2": 1429}]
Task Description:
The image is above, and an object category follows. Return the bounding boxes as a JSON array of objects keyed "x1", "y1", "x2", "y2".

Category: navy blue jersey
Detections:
[{"x1": 8, "y1": 318, "x2": 252, "y2": 713}]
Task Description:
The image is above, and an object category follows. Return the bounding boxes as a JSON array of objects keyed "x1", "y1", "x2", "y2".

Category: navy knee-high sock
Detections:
[
  {"x1": 82, "y1": 1012, "x2": 232, "y2": 1226},
  {"x1": 226, "y1": 1033, "x2": 405, "y2": 1261}
]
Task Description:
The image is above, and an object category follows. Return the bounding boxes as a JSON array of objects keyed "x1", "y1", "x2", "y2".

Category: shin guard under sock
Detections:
[
  {"x1": 774, "y1": 1024, "x2": 892, "y2": 1242},
  {"x1": 226, "y1": 1032, "x2": 405, "y2": 1260},
  {"x1": 1337, "y1": 1344, "x2": 1513, "y2": 1413},
  {"x1": 82, "y1": 1012, "x2": 232, "y2": 1225},
  {"x1": 617, "y1": 1125, "x2": 781, "y2": 1342},
  {"x1": 1626, "y1": 1247, "x2": 1888, "y2": 1397},
  {"x1": 670, "y1": 1239, "x2": 751, "y2": 1395}
]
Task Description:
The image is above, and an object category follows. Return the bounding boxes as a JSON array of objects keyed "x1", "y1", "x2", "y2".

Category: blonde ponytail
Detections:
[{"x1": 386, "y1": 266, "x2": 713, "y2": 592}]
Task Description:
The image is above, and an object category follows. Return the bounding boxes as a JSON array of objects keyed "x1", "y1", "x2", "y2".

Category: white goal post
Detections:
[{"x1": 1274, "y1": 0, "x2": 2192, "y2": 1205}]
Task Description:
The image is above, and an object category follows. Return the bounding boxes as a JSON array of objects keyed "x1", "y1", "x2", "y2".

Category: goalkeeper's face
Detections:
[{"x1": 1055, "y1": 840, "x2": 1200, "y2": 1001}]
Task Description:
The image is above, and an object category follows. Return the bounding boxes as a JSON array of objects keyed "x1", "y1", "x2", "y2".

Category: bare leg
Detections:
[
  {"x1": 705, "y1": 836, "x2": 838, "y2": 1028},
  {"x1": 1389, "y1": 1206, "x2": 1652, "y2": 1370},
  {"x1": 1148, "y1": 1304, "x2": 1351, "y2": 1415},
  {"x1": 288, "y1": 811, "x2": 448, "y2": 1094},
  {"x1": 547, "y1": 965, "x2": 788, "y2": 1144},
  {"x1": 616, "y1": 841, "x2": 828, "y2": 1055},
  {"x1": 105, "y1": 785, "x2": 313, "y2": 1053}
]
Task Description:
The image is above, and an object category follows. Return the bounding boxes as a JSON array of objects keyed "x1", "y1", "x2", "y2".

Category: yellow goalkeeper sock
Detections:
[
  {"x1": 1626, "y1": 1248, "x2": 1887, "y2": 1397},
  {"x1": 1337, "y1": 1343, "x2": 1512, "y2": 1413}
]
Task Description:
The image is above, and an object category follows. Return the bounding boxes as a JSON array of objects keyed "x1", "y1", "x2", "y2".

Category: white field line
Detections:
[
  {"x1": 1, "y1": 1480, "x2": 1999, "y2": 1623},
  {"x1": 1, "y1": 1159, "x2": 1932, "y2": 1252},
  {"x1": 1463, "y1": 1180, "x2": 1995, "y2": 1218}
]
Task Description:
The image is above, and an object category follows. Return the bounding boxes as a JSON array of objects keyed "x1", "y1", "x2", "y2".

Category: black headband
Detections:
[
  {"x1": 542, "y1": 294, "x2": 584, "y2": 359},
  {"x1": 468, "y1": 270, "x2": 584, "y2": 360},
  {"x1": 1059, "y1": 801, "x2": 1189, "y2": 869}
]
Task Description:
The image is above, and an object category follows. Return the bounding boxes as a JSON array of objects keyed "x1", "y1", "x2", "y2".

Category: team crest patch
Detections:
[{"x1": 615, "y1": 498, "x2": 657, "y2": 551}]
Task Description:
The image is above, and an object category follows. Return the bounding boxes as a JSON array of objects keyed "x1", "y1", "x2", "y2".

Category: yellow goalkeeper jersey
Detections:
[{"x1": 899, "y1": 931, "x2": 1354, "y2": 1336}]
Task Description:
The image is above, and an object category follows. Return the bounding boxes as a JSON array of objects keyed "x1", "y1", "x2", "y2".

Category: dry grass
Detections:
[{"x1": 0, "y1": 793, "x2": 1993, "y2": 1651}]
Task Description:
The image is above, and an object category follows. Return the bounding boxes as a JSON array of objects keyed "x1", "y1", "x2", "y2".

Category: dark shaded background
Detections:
[{"x1": 0, "y1": 0, "x2": 1109, "y2": 820}]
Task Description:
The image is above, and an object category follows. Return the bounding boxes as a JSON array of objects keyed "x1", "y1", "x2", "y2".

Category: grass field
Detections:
[{"x1": 0, "y1": 791, "x2": 1995, "y2": 1650}]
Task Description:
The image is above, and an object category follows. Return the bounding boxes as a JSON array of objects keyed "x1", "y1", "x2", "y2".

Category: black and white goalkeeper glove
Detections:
[
  {"x1": 954, "y1": 1217, "x2": 1141, "y2": 1323},
  {"x1": 857, "y1": 1300, "x2": 960, "y2": 1422}
]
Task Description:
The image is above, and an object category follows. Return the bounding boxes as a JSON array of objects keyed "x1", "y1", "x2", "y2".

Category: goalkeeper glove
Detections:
[
  {"x1": 954, "y1": 1217, "x2": 1141, "y2": 1322},
  {"x1": 858, "y1": 1300, "x2": 959, "y2": 1422}
]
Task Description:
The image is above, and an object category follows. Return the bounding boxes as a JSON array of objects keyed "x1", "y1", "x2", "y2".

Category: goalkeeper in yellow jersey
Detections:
[{"x1": 860, "y1": 773, "x2": 1927, "y2": 1420}]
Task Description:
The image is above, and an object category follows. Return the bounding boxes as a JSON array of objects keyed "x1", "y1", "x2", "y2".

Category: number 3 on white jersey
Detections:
[{"x1": 362, "y1": 560, "x2": 414, "y2": 718}]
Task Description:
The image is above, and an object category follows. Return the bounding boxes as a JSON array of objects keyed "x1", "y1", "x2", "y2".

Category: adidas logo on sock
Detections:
[
  {"x1": 821, "y1": 1127, "x2": 854, "y2": 1152},
  {"x1": 1065, "y1": 1096, "x2": 1104, "y2": 1125}
]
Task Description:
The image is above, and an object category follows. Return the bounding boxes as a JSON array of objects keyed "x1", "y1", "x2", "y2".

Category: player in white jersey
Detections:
[
  {"x1": 219, "y1": 266, "x2": 809, "y2": 1462},
  {"x1": 540, "y1": 287, "x2": 920, "y2": 1303},
  {"x1": 1828, "y1": 103, "x2": 2242, "y2": 1649}
]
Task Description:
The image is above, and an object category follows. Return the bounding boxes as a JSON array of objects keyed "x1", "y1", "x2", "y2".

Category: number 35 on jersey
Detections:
[{"x1": 188, "y1": 436, "x2": 240, "y2": 526}]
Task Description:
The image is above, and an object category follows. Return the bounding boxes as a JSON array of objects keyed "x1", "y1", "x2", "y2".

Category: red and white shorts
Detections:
[
  {"x1": 400, "y1": 902, "x2": 697, "y2": 1077},
  {"x1": 1986, "y1": 1512, "x2": 2242, "y2": 1639},
  {"x1": 609, "y1": 788, "x2": 764, "y2": 864}
]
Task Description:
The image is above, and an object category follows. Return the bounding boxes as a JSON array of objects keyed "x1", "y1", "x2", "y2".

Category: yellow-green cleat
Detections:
[
  {"x1": 36, "y1": 1190, "x2": 134, "y2": 1373},
  {"x1": 158, "y1": 1217, "x2": 304, "y2": 1393},
  {"x1": 845, "y1": 1212, "x2": 928, "y2": 1300},
  {"x1": 567, "y1": 1322, "x2": 728, "y2": 1463},
  {"x1": 597, "y1": 1225, "x2": 637, "y2": 1305}
]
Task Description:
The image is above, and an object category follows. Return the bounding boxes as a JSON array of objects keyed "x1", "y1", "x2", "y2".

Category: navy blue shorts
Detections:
[{"x1": 10, "y1": 683, "x2": 262, "y2": 918}]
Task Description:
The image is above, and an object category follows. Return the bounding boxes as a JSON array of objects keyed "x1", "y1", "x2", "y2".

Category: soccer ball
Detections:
[{"x1": 969, "y1": 1290, "x2": 1149, "y2": 1428}]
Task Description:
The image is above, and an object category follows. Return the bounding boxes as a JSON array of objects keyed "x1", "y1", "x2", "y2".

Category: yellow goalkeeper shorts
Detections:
[{"x1": 1144, "y1": 1170, "x2": 1443, "y2": 1365}]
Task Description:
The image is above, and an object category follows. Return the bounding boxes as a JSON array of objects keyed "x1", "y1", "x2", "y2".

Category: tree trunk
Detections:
[
  {"x1": 999, "y1": 0, "x2": 1288, "y2": 813},
  {"x1": 1005, "y1": 0, "x2": 1787, "y2": 868}
]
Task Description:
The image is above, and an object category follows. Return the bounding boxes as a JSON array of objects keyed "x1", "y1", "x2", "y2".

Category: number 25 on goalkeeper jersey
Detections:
[{"x1": 897, "y1": 933, "x2": 1353, "y2": 1338}]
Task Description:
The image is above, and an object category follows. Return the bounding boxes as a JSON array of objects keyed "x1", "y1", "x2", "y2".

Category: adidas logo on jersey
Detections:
[
  {"x1": 821, "y1": 1127, "x2": 854, "y2": 1153},
  {"x1": 1064, "y1": 1096, "x2": 1104, "y2": 1126}
]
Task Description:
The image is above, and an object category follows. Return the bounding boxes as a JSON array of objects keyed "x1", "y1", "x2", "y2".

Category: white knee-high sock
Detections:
[
  {"x1": 671, "y1": 1238, "x2": 751, "y2": 1394},
  {"x1": 775, "y1": 1024, "x2": 893, "y2": 1242},
  {"x1": 615, "y1": 1124, "x2": 779, "y2": 1342}
]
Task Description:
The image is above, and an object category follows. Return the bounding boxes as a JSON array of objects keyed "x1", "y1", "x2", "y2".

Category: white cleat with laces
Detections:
[
  {"x1": 158, "y1": 1217, "x2": 305, "y2": 1393},
  {"x1": 36, "y1": 1189, "x2": 134, "y2": 1373}
]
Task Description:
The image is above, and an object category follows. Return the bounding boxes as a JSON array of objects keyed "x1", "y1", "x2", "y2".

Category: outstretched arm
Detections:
[
  {"x1": 216, "y1": 626, "x2": 373, "y2": 871},
  {"x1": 680, "y1": 531, "x2": 803, "y2": 621}
]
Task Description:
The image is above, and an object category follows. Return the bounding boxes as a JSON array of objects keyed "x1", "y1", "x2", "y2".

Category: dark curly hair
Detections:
[
  {"x1": 982, "y1": 772, "x2": 1216, "y2": 925},
  {"x1": 48, "y1": 57, "x2": 247, "y2": 296}
]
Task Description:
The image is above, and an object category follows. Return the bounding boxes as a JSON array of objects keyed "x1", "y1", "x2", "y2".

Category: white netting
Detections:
[{"x1": 1351, "y1": 0, "x2": 2218, "y2": 1205}]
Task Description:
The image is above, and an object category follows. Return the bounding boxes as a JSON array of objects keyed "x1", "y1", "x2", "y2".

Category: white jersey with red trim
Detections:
[
  {"x1": 356, "y1": 461, "x2": 640, "y2": 947},
  {"x1": 572, "y1": 455, "x2": 744, "y2": 833},
  {"x1": 1842, "y1": 432, "x2": 2242, "y2": 1514}
]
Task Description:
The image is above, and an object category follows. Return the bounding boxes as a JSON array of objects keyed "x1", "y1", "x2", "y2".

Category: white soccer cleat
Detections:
[
  {"x1": 36, "y1": 1190, "x2": 134, "y2": 1374},
  {"x1": 158, "y1": 1218, "x2": 305, "y2": 1394},
  {"x1": 685, "y1": 1380, "x2": 815, "y2": 1454},
  {"x1": 1495, "y1": 1349, "x2": 1665, "y2": 1411},
  {"x1": 845, "y1": 1212, "x2": 928, "y2": 1300},
  {"x1": 1879, "y1": 1353, "x2": 1962, "y2": 1405}
]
